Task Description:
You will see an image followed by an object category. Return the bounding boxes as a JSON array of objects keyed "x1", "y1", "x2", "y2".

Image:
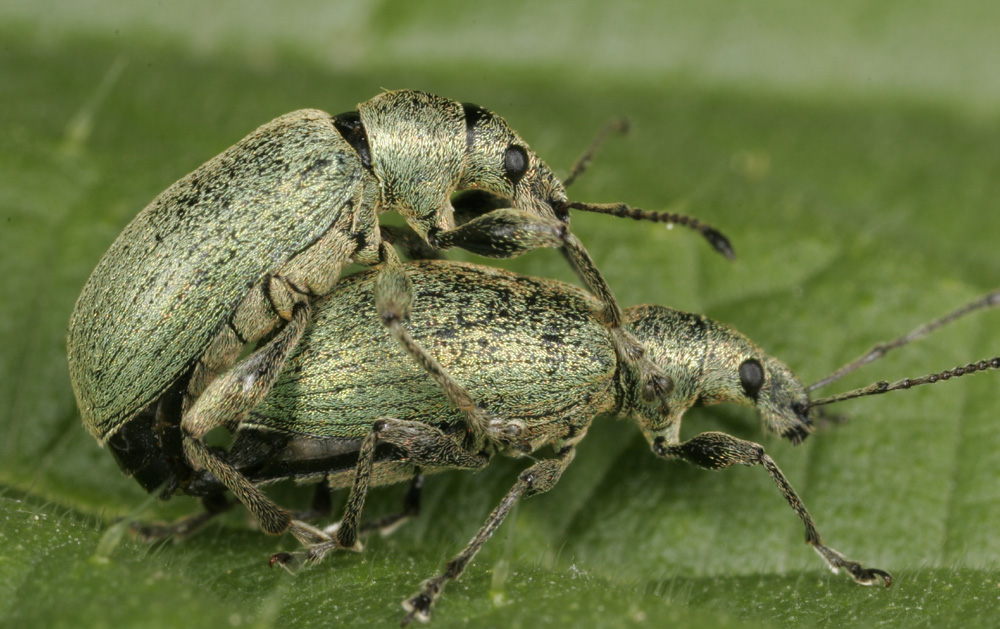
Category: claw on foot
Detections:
[
  {"x1": 269, "y1": 551, "x2": 305, "y2": 574},
  {"x1": 269, "y1": 535, "x2": 364, "y2": 575},
  {"x1": 400, "y1": 592, "x2": 432, "y2": 626},
  {"x1": 812, "y1": 544, "x2": 893, "y2": 588},
  {"x1": 851, "y1": 566, "x2": 893, "y2": 588}
]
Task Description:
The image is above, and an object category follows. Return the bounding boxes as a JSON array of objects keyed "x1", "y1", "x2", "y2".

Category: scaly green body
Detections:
[
  {"x1": 248, "y1": 261, "x2": 617, "y2": 488},
  {"x1": 259, "y1": 262, "x2": 615, "y2": 440},
  {"x1": 238, "y1": 260, "x2": 811, "y2": 497},
  {"x1": 246, "y1": 261, "x2": 980, "y2": 625},
  {"x1": 106, "y1": 260, "x2": 997, "y2": 622},
  {"x1": 235, "y1": 260, "x2": 898, "y2": 624}
]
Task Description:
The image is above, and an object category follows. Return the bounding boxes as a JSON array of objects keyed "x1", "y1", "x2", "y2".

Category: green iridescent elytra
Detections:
[
  {"x1": 256, "y1": 264, "x2": 613, "y2": 442},
  {"x1": 68, "y1": 109, "x2": 368, "y2": 442},
  {"x1": 245, "y1": 261, "x2": 616, "y2": 487}
]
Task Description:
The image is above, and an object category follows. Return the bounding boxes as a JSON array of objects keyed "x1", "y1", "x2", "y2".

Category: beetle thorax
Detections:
[{"x1": 359, "y1": 91, "x2": 466, "y2": 238}]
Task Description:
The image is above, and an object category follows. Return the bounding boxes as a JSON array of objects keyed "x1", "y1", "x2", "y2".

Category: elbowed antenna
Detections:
[
  {"x1": 562, "y1": 200, "x2": 736, "y2": 260},
  {"x1": 805, "y1": 288, "x2": 1000, "y2": 409},
  {"x1": 808, "y1": 289, "x2": 1000, "y2": 393},
  {"x1": 562, "y1": 117, "x2": 630, "y2": 188},
  {"x1": 557, "y1": 117, "x2": 736, "y2": 261},
  {"x1": 808, "y1": 356, "x2": 1000, "y2": 409}
]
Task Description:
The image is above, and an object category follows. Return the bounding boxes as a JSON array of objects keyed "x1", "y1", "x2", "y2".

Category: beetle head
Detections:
[
  {"x1": 625, "y1": 305, "x2": 815, "y2": 446},
  {"x1": 458, "y1": 103, "x2": 568, "y2": 220}
]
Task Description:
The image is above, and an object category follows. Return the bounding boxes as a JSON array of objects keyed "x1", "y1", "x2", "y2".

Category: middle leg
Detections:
[
  {"x1": 401, "y1": 445, "x2": 577, "y2": 625},
  {"x1": 373, "y1": 241, "x2": 529, "y2": 451},
  {"x1": 271, "y1": 418, "x2": 491, "y2": 571}
]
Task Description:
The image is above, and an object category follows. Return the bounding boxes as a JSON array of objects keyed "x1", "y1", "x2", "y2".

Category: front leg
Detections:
[{"x1": 653, "y1": 431, "x2": 892, "y2": 587}]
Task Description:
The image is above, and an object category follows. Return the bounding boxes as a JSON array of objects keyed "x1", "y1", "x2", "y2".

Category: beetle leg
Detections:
[
  {"x1": 556, "y1": 233, "x2": 675, "y2": 404},
  {"x1": 428, "y1": 208, "x2": 565, "y2": 257},
  {"x1": 357, "y1": 473, "x2": 425, "y2": 537},
  {"x1": 374, "y1": 243, "x2": 527, "y2": 451},
  {"x1": 181, "y1": 302, "x2": 312, "y2": 537},
  {"x1": 333, "y1": 418, "x2": 489, "y2": 552},
  {"x1": 429, "y1": 208, "x2": 674, "y2": 405},
  {"x1": 380, "y1": 224, "x2": 446, "y2": 261},
  {"x1": 401, "y1": 445, "x2": 576, "y2": 626},
  {"x1": 653, "y1": 431, "x2": 892, "y2": 588},
  {"x1": 283, "y1": 421, "x2": 389, "y2": 563},
  {"x1": 296, "y1": 473, "x2": 423, "y2": 535},
  {"x1": 272, "y1": 420, "x2": 489, "y2": 571},
  {"x1": 129, "y1": 492, "x2": 232, "y2": 542},
  {"x1": 323, "y1": 474, "x2": 425, "y2": 540},
  {"x1": 186, "y1": 268, "x2": 317, "y2": 409}
]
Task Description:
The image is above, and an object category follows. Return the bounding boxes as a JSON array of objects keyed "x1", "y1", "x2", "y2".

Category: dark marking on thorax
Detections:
[{"x1": 332, "y1": 111, "x2": 373, "y2": 172}]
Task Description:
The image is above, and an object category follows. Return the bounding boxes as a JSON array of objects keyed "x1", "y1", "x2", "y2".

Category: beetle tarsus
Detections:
[
  {"x1": 852, "y1": 566, "x2": 893, "y2": 588},
  {"x1": 401, "y1": 589, "x2": 435, "y2": 626},
  {"x1": 821, "y1": 547, "x2": 893, "y2": 587}
]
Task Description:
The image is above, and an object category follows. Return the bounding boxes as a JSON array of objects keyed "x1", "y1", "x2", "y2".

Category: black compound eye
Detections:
[
  {"x1": 503, "y1": 144, "x2": 529, "y2": 186},
  {"x1": 738, "y1": 358, "x2": 765, "y2": 399}
]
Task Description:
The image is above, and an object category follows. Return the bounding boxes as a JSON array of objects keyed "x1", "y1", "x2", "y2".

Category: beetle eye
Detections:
[
  {"x1": 503, "y1": 145, "x2": 529, "y2": 186},
  {"x1": 738, "y1": 358, "x2": 765, "y2": 399}
]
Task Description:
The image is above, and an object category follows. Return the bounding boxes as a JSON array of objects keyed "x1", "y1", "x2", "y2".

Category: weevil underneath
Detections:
[{"x1": 121, "y1": 260, "x2": 999, "y2": 624}]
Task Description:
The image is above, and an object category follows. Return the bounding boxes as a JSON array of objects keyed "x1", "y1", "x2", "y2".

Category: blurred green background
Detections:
[{"x1": 3, "y1": 2, "x2": 1000, "y2": 627}]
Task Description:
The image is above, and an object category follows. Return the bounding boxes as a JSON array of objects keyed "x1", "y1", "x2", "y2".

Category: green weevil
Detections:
[
  {"x1": 178, "y1": 259, "x2": 997, "y2": 624},
  {"x1": 67, "y1": 90, "x2": 732, "y2": 535}
]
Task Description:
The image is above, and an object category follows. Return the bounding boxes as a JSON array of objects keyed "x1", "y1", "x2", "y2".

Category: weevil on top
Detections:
[
  {"x1": 136, "y1": 259, "x2": 998, "y2": 624},
  {"x1": 67, "y1": 90, "x2": 733, "y2": 536}
]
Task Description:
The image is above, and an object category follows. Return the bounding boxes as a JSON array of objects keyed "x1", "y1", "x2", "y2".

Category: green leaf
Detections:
[{"x1": 3, "y1": 4, "x2": 1000, "y2": 628}]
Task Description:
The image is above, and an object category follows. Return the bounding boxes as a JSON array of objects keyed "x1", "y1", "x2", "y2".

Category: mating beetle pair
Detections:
[
  {"x1": 235, "y1": 260, "x2": 1000, "y2": 623},
  {"x1": 67, "y1": 90, "x2": 998, "y2": 623},
  {"x1": 68, "y1": 89, "x2": 727, "y2": 533},
  {"x1": 67, "y1": 89, "x2": 729, "y2": 616}
]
